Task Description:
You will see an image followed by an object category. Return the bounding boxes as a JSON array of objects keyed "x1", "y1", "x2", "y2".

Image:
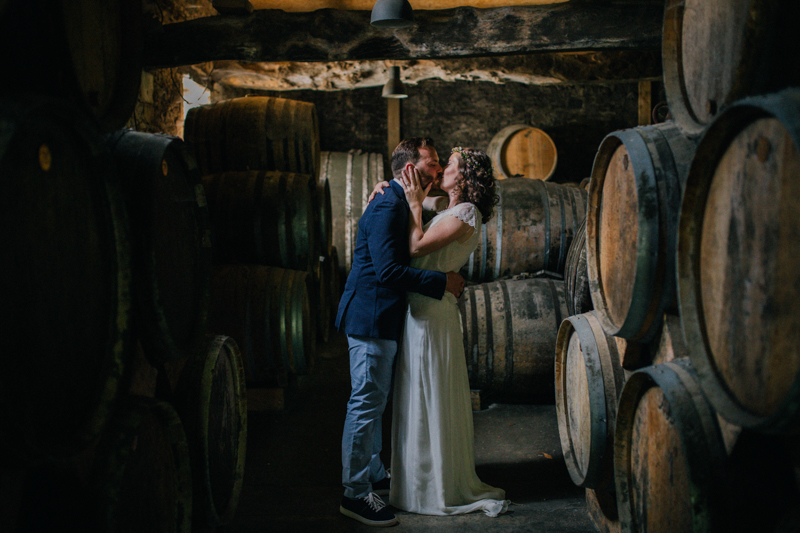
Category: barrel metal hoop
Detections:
[{"x1": 493, "y1": 182, "x2": 503, "y2": 279}]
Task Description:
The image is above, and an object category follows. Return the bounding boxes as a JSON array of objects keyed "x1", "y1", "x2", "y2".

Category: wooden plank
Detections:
[
  {"x1": 638, "y1": 80, "x2": 651, "y2": 125},
  {"x1": 143, "y1": 4, "x2": 663, "y2": 68}
]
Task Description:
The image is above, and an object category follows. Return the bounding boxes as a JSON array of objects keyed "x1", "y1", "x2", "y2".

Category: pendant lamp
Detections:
[
  {"x1": 382, "y1": 66, "x2": 408, "y2": 99},
  {"x1": 370, "y1": 0, "x2": 414, "y2": 28}
]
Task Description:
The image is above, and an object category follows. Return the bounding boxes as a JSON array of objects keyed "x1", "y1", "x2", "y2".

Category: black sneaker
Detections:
[
  {"x1": 372, "y1": 475, "x2": 390, "y2": 497},
  {"x1": 340, "y1": 493, "x2": 398, "y2": 527}
]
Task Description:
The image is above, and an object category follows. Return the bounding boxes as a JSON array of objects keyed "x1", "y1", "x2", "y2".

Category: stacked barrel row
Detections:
[
  {"x1": 555, "y1": 2, "x2": 800, "y2": 532},
  {"x1": 183, "y1": 95, "x2": 340, "y2": 388},
  {"x1": 0, "y1": 39, "x2": 246, "y2": 533}
]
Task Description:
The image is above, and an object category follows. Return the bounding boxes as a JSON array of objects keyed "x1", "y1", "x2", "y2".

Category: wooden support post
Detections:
[
  {"x1": 638, "y1": 80, "x2": 652, "y2": 126},
  {"x1": 387, "y1": 98, "x2": 401, "y2": 159}
]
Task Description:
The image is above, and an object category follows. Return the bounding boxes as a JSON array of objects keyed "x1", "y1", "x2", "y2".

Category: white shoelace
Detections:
[{"x1": 365, "y1": 493, "x2": 387, "y2": 512}]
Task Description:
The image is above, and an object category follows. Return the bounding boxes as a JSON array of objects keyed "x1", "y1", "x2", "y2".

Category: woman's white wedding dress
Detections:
[{"x1": 389, "y1": 202, "x2": 509, "y2": 517}]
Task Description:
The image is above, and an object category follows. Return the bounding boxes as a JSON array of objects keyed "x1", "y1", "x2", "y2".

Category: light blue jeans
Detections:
[{"x1": 342, "y1": 334, "x2": 397, "y2": 499}]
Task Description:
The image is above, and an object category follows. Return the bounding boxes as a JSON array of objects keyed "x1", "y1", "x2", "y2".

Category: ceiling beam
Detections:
[{"x1": 143, "y1": 4, "x2": 663, "y2": 68}]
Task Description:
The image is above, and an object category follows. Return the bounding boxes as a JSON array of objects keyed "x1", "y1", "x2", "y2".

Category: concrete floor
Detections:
[{"x1": 225, "y1": 331, "x2": 597, "y2": 533}]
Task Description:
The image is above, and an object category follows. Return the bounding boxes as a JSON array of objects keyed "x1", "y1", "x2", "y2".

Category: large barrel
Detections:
[
  {"x1": 0, "y1": 98, "x2": 132, "y2": 461},
  {"x1": 564, "y1": 215, "x2": 592, "y2": 317},
  {"x1": 614, "y1": 360, "x2": 727, "y2": 533},
  {"x1": 108, "y1": 129, "x2": 212, "y2": 363},
  {"x1": 319, "y1": 150, "x2": 385, "y2": 278},
  {"x1": 316, "y1": 174, "x2": 333, "y2": 256},
  {"x1": 463, "y1": 178, "x2": 587, "y2": 282},
  {"x1": 208, "y1": 265, "x2": 315, "y2": 383},
  {"x1": 59, "y1": 0, "x2": 143, "y2": 131},
  {"x1": 183, "y1": 96, "x2": 320, "y2": 179},
  {"x1": 168, "y1": 335, "x2": 247, "y2": 527},
  {"x1": 459, "y1": 277, "x2": 568, "y2": 402},
  {"x1": 587, "y1": 122, "x2": 696, "y2": 342},
  {"x1": 677, "y1": 89, "x2": 800, "y2": 432},
  {"x1": 662, "y1": 0, "x2": 800, "y2": 137},
  {"x1": 555, "y1": 312, "x2": 625, "y2": 490},
  {"x1": 90, "y1": 397, "x2": 192, "y2": 533},
  {"x1": 202, "y1": 170, "x2": 318, "y2": 273},
  {"x1": 487, "y1": 124, "x2": 558, "y2": 180}
]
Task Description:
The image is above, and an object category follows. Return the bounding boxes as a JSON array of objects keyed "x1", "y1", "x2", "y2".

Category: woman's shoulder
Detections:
[{"x1": 439, "y1": 202, "x2": 479, "y2": 228}]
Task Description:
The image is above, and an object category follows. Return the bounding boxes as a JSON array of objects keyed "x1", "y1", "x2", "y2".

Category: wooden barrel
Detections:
[
  {"x1": 59, "y1": 0, "x2": 143, "y2": 131},
  {"x1": 91, "y1": 397, "x2": 192, "y2": 533},
  {"x1": 587, "y1": 122, "x2": 697, "y2": 342},
  {"x1": 183, "y1": 96, "x2": 320, "y2": 179},
  {"x1": 677, "y1": 89, "x2": 800, "y2": 432},
  {"x1": 169, "y1": 335, "x2": 247, "y2": 527},
  {"x1": 0, "y1": 98, "x2": 132, "y2": 461},
  {"x1": 487, "y1": 124, "x2": 558, "y2": 180},
  {"x1": 316, "y1": 174, "x2": 333, "y2": 256},
  {"x1": 662, "y1": 0, "x2": 800, "y2": 137},
  {"x1": 463, "y1": 178, "x2": 587, "y2": 282},
  {"x1": 459, "y1": 277, "x2": 568, "y2": 402},
  {"x1": 107, "y1": 129, "x2": 212, "y2": 363},
  {"x1": 564, "y1": 215, "x2": 592, "y2": 317},
  {"x1": 319, "y1": 150, "x2": 385, "y2": 278},
  {"x1": 555, "y1": 312, "x2": 625, "y2": 490},
  {"x1": 314, "y1": 253, "x2": 332, "y2": 344},
  {"x1": 208, "y1": 265, "x2": 315, "y2": 383},
  {"x1": 614, "y1": 360, "x2": 727, "y2": 533},
  {"x1": 202, "y1": 170, "x2": 318, "y2": 273}
]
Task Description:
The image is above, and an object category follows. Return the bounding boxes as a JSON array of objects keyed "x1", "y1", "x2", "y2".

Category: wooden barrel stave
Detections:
[
  {"x1": 108, "y1": 129, "x2": 212, "y2": 363},
  {"x1": 0, "y1": 98, "x2": 132, "y2": 461},
  {"x1": 464, "y1": 178, "x2": 587, "y2": 282},
  {"x1": 677, "y1": 89, "x2": 800, "y2": 432},
  {"x1": 564, "y1": 215, "x2": 592, "y2": 317},
  {"x1": 460, "y1": 277, "x2": 568, "y2": 402},
  {"x1": 587, "y1": 122, "x2": 696, "y2": 342}
]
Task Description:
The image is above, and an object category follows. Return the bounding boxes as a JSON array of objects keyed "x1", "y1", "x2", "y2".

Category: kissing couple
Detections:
[{"x1": 336, "y1": 137, "x2": 510, "y2": 526}]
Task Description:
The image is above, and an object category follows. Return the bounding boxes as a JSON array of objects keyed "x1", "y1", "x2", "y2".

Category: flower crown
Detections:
[{"x1": 452, "y1": 146, "x2": 491, "y2": 174}]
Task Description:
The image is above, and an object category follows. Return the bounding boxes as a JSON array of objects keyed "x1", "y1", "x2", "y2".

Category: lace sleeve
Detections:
[{"x1": 446, "y1": 202, "x2": 479, "y2": 228}]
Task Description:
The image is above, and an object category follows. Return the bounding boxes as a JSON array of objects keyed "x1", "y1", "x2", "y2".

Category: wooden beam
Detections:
[
  {"x1": 387, "y1": 98, "x2": 401, "y2": 159},
  {"x1": 638, "y1": 80, "x2": 652, "y2": 125},
  {"x1": 143, "y1": 4, "x2": 663, "y2": 68}
]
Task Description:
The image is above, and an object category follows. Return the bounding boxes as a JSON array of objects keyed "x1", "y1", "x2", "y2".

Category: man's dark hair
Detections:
[{"x1": 390, "y1": 137, "x2": 435, "y2": 178}]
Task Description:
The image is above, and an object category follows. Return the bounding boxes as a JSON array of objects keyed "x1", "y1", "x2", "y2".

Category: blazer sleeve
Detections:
[{"x1": 366, "y1": 197, "x2": 447, "y2": 300}]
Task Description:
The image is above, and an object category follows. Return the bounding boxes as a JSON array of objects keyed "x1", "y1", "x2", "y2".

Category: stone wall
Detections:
[{"x1": 218, "y1": 79, "x2": 665, "y2": 183}]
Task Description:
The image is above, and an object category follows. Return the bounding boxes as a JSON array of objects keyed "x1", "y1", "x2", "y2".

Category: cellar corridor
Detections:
[{"x1": 226, "y1": 331, "x2": 595, "y2": 533}]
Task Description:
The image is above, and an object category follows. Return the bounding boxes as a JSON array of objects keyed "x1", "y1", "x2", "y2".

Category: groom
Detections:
[{"x1": 336, "y1": 137, "x2": 465, "y2": 527}]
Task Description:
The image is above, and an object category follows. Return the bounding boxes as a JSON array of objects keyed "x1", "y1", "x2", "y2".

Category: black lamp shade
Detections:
[{"x1": 370, "y1": 0, "x2": 414, "y2": 28}]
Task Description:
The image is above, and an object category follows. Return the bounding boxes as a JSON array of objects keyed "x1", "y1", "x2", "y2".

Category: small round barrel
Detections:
[
  {"x1": 169, "y1": 335, "x2": 247, "y2": 527},
  {"x1": 587, "y1": 122, "x2": 696, "y2": 342},
  {"x1": 319, "y1": 150, "x2": 385, "y2": 278},
  {"x1": 184, "y1": 96, "x2": 320, "y2": 179},
  {"x1": 107, "y1": 129, "x2": 212, "y2": 363},
  {"x1": 555, "y1": 312, "x2": 625, "y2": 490},
  {"x1": 564, "y1": 216, "x2": 592, "y2": 317},
  {"x1": 59, "y1": 0, "x2": 143, "y2": 131},
  {"x1": 614, "y1": 361, "x2": 727, "y2": 533},
  {"x1": 487, "y1": 124, "x2": 558, "y2": 180},
  {"x1": 91, "y1": 397, "x2": 192, "y2": 533},
  {"x1": 662, "y1": 0, "x2": 800, "y2": 137},
  {"x1": 202, "y1": 170, "x2": 318, "y2": 273},
  {"x1": 677, "y1": 89, "x2": 800, "y2": 432},
  {"x1": 0, "y1": 98, "x2": 131, "y2": 460},
  {"x1": 463, "y1": 178, "x2": 587, "y2": 282},
  {"x1": 459, "y1": 277, "x2": 568, "y2": 402},
  {"x1": 208, "y1": 265, "x2": 315, "y2": 383}
]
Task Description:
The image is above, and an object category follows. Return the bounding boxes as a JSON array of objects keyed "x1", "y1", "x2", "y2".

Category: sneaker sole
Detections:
[{"x1": 339, "y1": 506, "x2": 399, "y2": 527}]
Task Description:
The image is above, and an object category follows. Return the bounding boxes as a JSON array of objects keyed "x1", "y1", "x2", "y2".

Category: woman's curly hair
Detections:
[{"x1": 452, "y1": 147, "x2": 499, "y2": 224}]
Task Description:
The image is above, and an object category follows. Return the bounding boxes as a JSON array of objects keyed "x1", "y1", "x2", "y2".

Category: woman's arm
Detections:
[{"x1": 399, "y1": 167, "x2": 474, "y2": 258}]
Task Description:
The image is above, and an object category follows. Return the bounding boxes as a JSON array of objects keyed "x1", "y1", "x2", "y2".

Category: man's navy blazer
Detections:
[{"x1": 335, "y1": 180, "x2": 446, "y2": 341}]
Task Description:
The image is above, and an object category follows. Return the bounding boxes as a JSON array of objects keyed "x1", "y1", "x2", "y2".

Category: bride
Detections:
[{"x1": 389, "y1": 146, "x2": 509, "y2": 517}]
